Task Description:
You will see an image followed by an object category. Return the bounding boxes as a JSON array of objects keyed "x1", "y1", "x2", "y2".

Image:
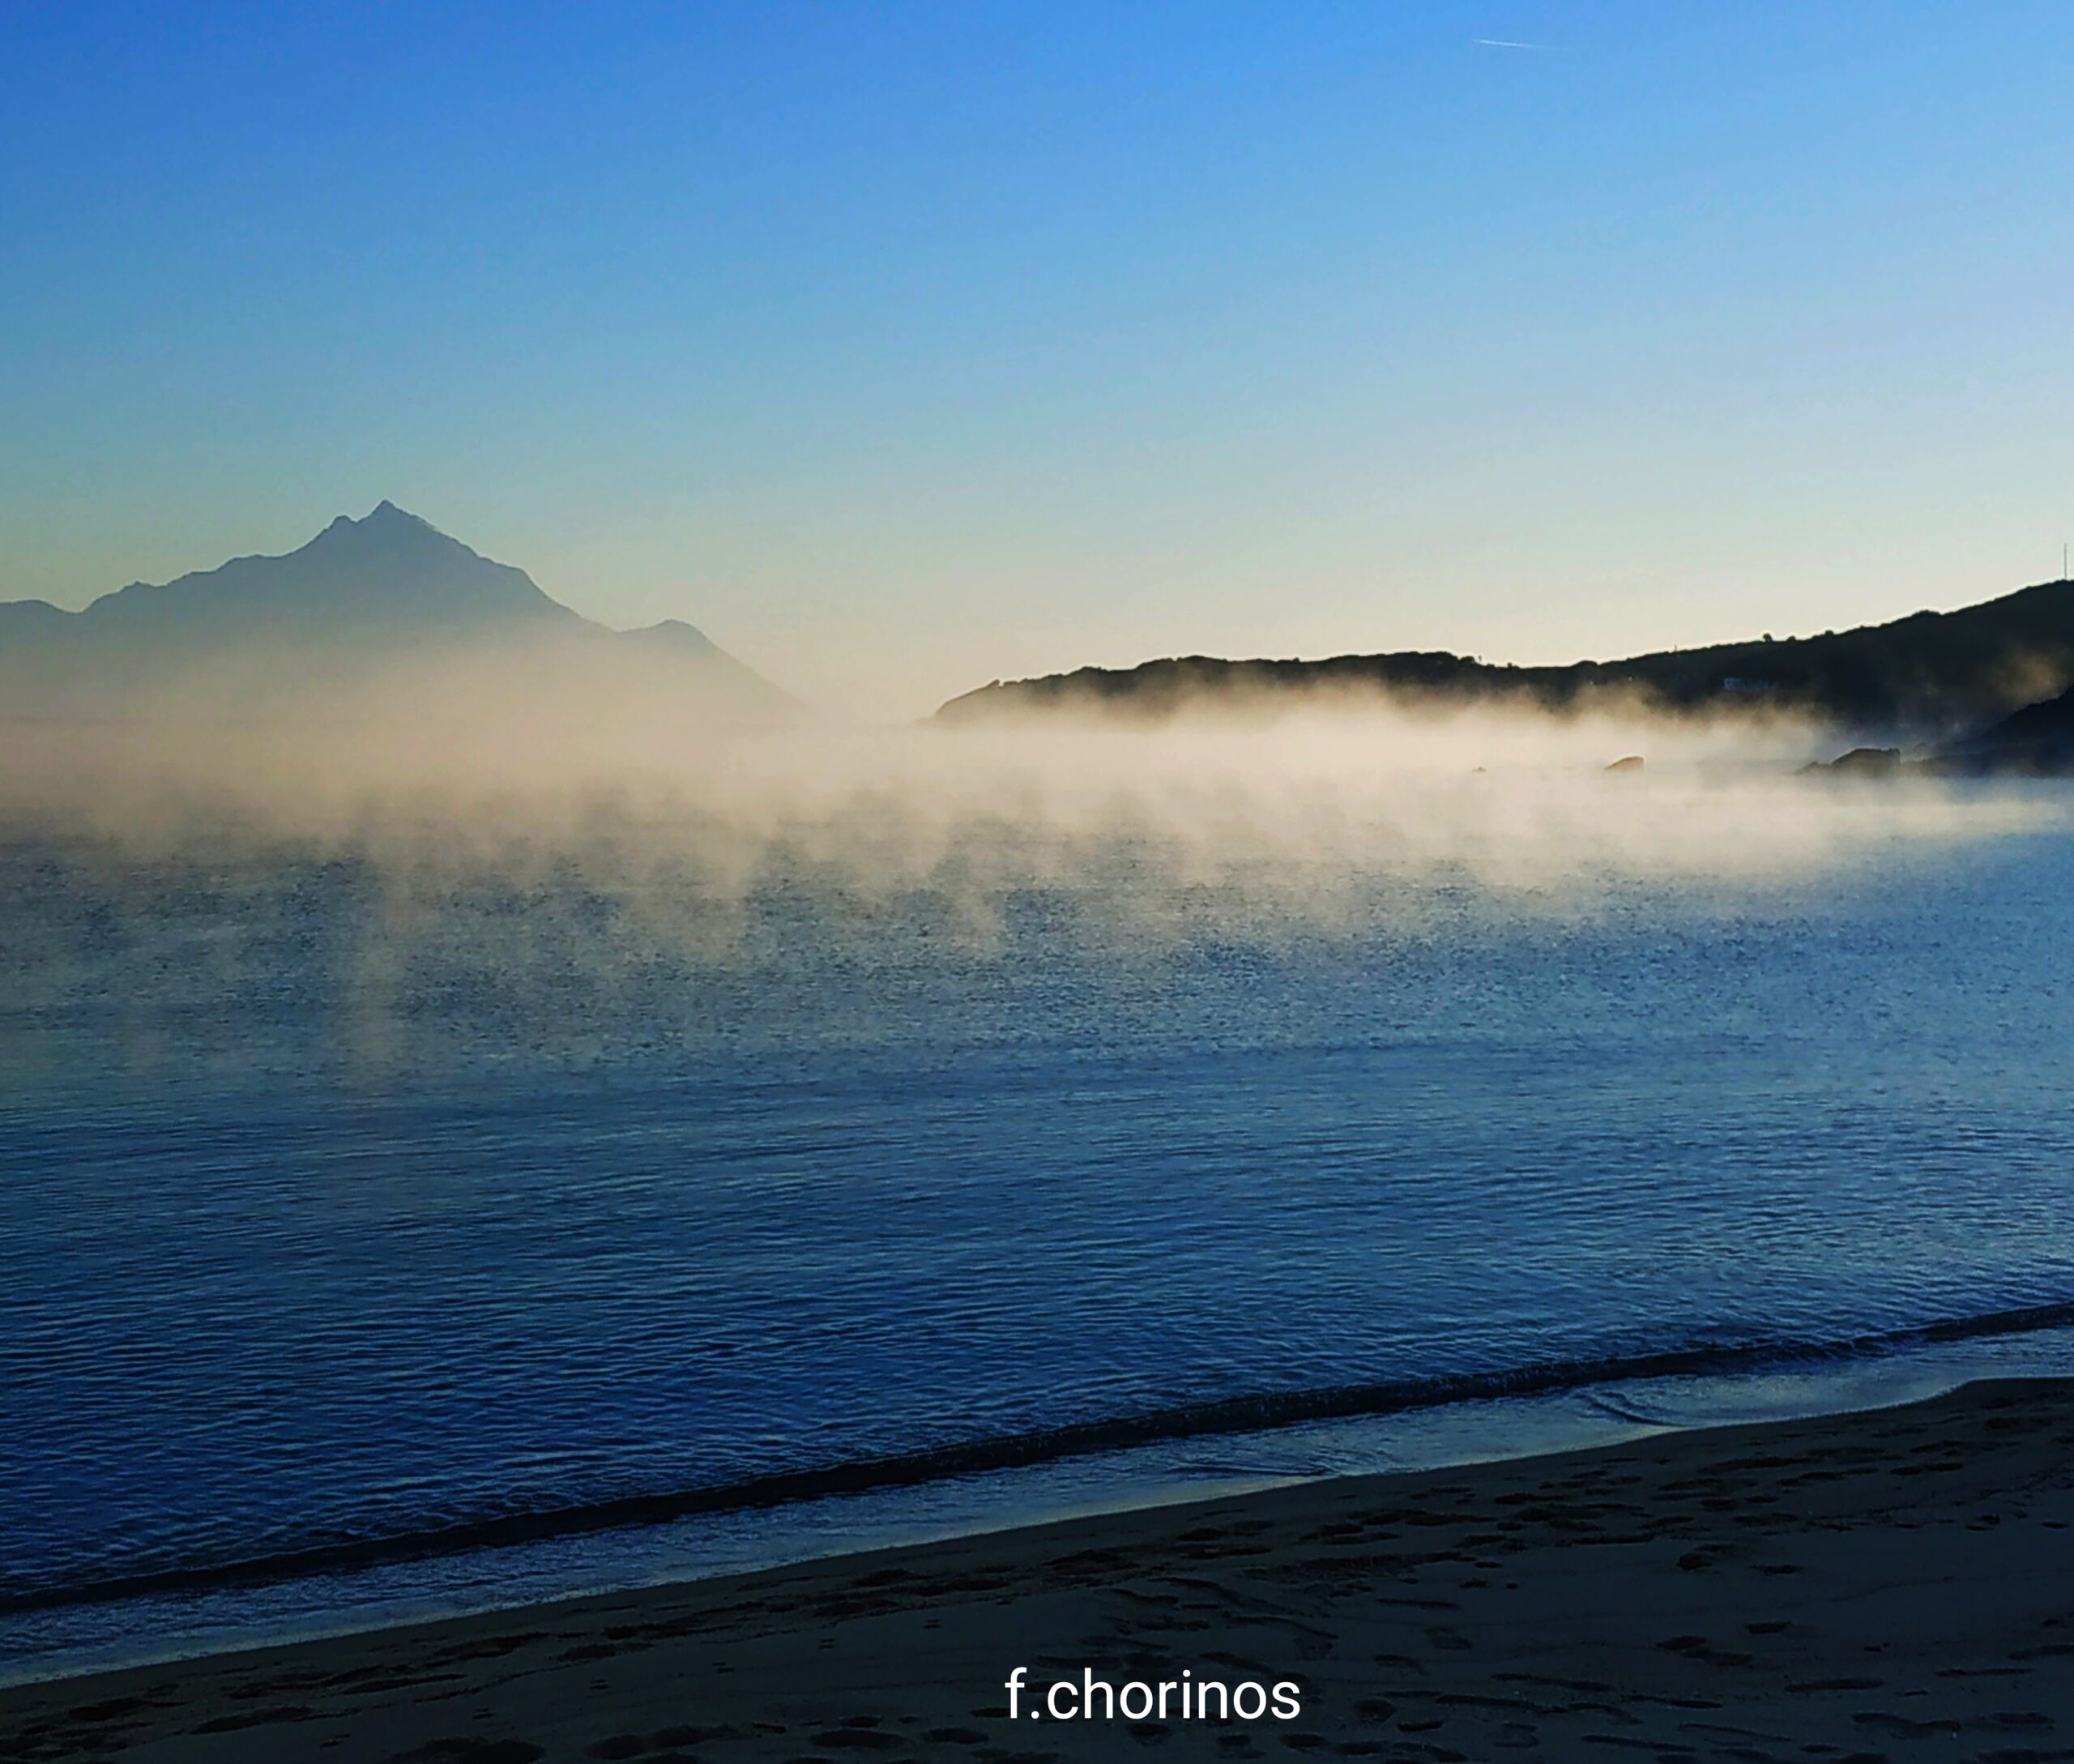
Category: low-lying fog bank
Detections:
[{"x1": 1, "y1": 703, "x2": 2059, "y2": 935}]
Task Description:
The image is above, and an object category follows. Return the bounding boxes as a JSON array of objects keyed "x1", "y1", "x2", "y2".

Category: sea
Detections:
[{"x1": 5, "y1": 756, "x2": 2074, "y2": 1683}]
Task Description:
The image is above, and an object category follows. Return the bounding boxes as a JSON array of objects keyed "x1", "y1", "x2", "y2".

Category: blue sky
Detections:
[{"x1": 4, "y1": 2, "x2": 2071, "y2": 715}]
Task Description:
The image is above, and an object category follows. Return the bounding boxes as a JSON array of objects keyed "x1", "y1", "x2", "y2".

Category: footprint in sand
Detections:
[
  {"x1": 807, "y1": 1728, "x2": 902, "y2": 1750},
  {"x1": 194, "y1": 1704, "x2": 317, "y2": 1732},
  {"x1": 1854, "y1": 1711, "x2": 1961, "y2": 1738},
  {"x1": 66, "y1": 1696, "x2": 159, "y2": 1723},
  {"x1": 1656, "y1": 1634, "x2": 1754, "y2": 1668},
  {"x1": 590, "y1": 1725, "x2": 737, "y2": 1758}
]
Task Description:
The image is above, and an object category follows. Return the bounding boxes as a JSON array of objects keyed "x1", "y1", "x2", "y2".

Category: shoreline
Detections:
[
  {"x1": 28, "y1": 1291, "x2": 2074, "y2": 1621},
  {"x1": 7, "y1": 1377, "x2": 2074, "y2": 1761},
  {"x1": 15, "y1": 1299, "x2": 2074, "y2": 1681},
  {"x1": 13, "y1": 1318, "x2": 2074, "y2": 1694}
]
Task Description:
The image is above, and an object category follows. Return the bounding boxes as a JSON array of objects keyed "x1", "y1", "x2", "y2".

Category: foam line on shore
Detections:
[{"x1": 12, "y1": 1292, "x2": 2074, "y2": 1619}]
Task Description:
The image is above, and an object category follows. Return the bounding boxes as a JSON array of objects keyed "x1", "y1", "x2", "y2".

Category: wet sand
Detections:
[{"x1": 6, "y1": 1377, "x2": 2074, "y2": 1762}]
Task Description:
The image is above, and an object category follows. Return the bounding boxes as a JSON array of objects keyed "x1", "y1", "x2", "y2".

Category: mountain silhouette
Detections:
[
  {"x1": 933, "y1": 575, "x2": 2074, "y2": 737},
  {"x1": 0, "y1": 504, "x2": 796, "y2": 724},
  {"x1": 58, "y1": 502, "x2": 577, "y2": 640}
]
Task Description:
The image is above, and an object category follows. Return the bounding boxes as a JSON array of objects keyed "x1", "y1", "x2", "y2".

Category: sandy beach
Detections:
[{"x1": 6, "y1": 1377, "x2": 2073, "y2": 1763}]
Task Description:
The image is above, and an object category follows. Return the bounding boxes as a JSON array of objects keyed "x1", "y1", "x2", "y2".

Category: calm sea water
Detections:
[{"x1": 5, "y1": 779, "x2": 2074, "y2": 1674}]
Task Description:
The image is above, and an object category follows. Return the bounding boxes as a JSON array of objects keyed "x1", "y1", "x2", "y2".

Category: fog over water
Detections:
[
  {"x1": 2, "y1": 700, "x2": 2051, "y2": 1089},
  {"x1": 6, "y1": 699, "x2": 2074, "y2": 1675},
  {"x1": 2, "y1": 699, "x2": 2052, "y2": 961}
]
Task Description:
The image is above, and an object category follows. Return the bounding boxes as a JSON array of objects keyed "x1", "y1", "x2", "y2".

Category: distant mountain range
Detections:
[
  {"x1": 0, "y1": 502, "x2": 796, "y2": 724},
  {"x1": 933, "y1": 575, "x2": 2074, "y2": 747}
]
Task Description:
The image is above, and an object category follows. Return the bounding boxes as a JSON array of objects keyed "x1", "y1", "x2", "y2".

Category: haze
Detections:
[
  {"x1": 2, "y1": 700, "x2": 2059, "y2": 963},
  {"x1": 6, "y1": 3, "x2": 2073, "y2": 718}
]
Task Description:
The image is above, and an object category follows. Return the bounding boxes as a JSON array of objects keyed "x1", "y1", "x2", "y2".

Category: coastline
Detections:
[
  {"x1": 7, "y1": 1377, "x2": 2073, "y2": 1762},
  {"x1": 14, "y1": 1314, "x2": 2074, "y2": 1692}
]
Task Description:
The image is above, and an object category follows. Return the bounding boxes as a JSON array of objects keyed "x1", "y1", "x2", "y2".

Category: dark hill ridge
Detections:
[
  {"x1": 1929, "y1": 680, "x2": 2074, "y2": 774},
  {"x1": 934, "y1": 575, "x2": 2074, "y2": 737},
  {"x1": 0, "y1": 504, "x2": 797, "y2": 724}
]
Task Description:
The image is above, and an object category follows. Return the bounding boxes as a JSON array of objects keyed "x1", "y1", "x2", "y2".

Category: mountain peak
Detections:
[
  {"x1": 303, "y1": 502, "x2": 457, "y2": 564},
  {"x1": 68, "y1": 502, "x2": 566, "y2": 634},
  {"x1": 323, "y1": 499, "x2": 432, "y2": 532},
  {"x1": 2, "y1": 506, "x2": 802, "y2": 724}
]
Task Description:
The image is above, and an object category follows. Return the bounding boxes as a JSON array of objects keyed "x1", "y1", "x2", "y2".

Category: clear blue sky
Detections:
[{"x1": 4, "y1": 2, "x2": 2071, "y2": 716}]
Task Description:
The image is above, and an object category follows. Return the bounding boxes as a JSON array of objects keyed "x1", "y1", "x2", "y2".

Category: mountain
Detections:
[
  {"x1": 933, "y1": 575, "x2": 2074, "y2": 737},
  {"x1": 22, "y1": 502, "x2": 578, "y2": 642},
  {"x1": 0, "y1": 504, "x2": 796, "y2": 725}
]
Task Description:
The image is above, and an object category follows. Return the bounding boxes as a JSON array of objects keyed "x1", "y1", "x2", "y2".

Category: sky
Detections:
[{"x1": 3, "y1": 2, "x2": 2072, "y2": 720}]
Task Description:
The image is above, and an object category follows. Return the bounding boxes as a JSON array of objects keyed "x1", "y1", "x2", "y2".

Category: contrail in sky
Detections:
[{"x1": 1474, "y1": 38, "x2": 1550, "y2": 49}]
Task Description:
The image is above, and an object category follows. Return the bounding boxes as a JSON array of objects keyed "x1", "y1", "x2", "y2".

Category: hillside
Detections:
[
  {"x1": 934, "y1": 576, "x2": 2074, "y2": 736},
  {"x1": 1931, "y1": 680, "x2": 2074, "y2": 773}
]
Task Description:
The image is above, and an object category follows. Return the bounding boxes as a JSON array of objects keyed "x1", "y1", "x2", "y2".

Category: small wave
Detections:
[{"x1": 9, "y1": 1293, "x2": 2074, "y2": 1617}]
